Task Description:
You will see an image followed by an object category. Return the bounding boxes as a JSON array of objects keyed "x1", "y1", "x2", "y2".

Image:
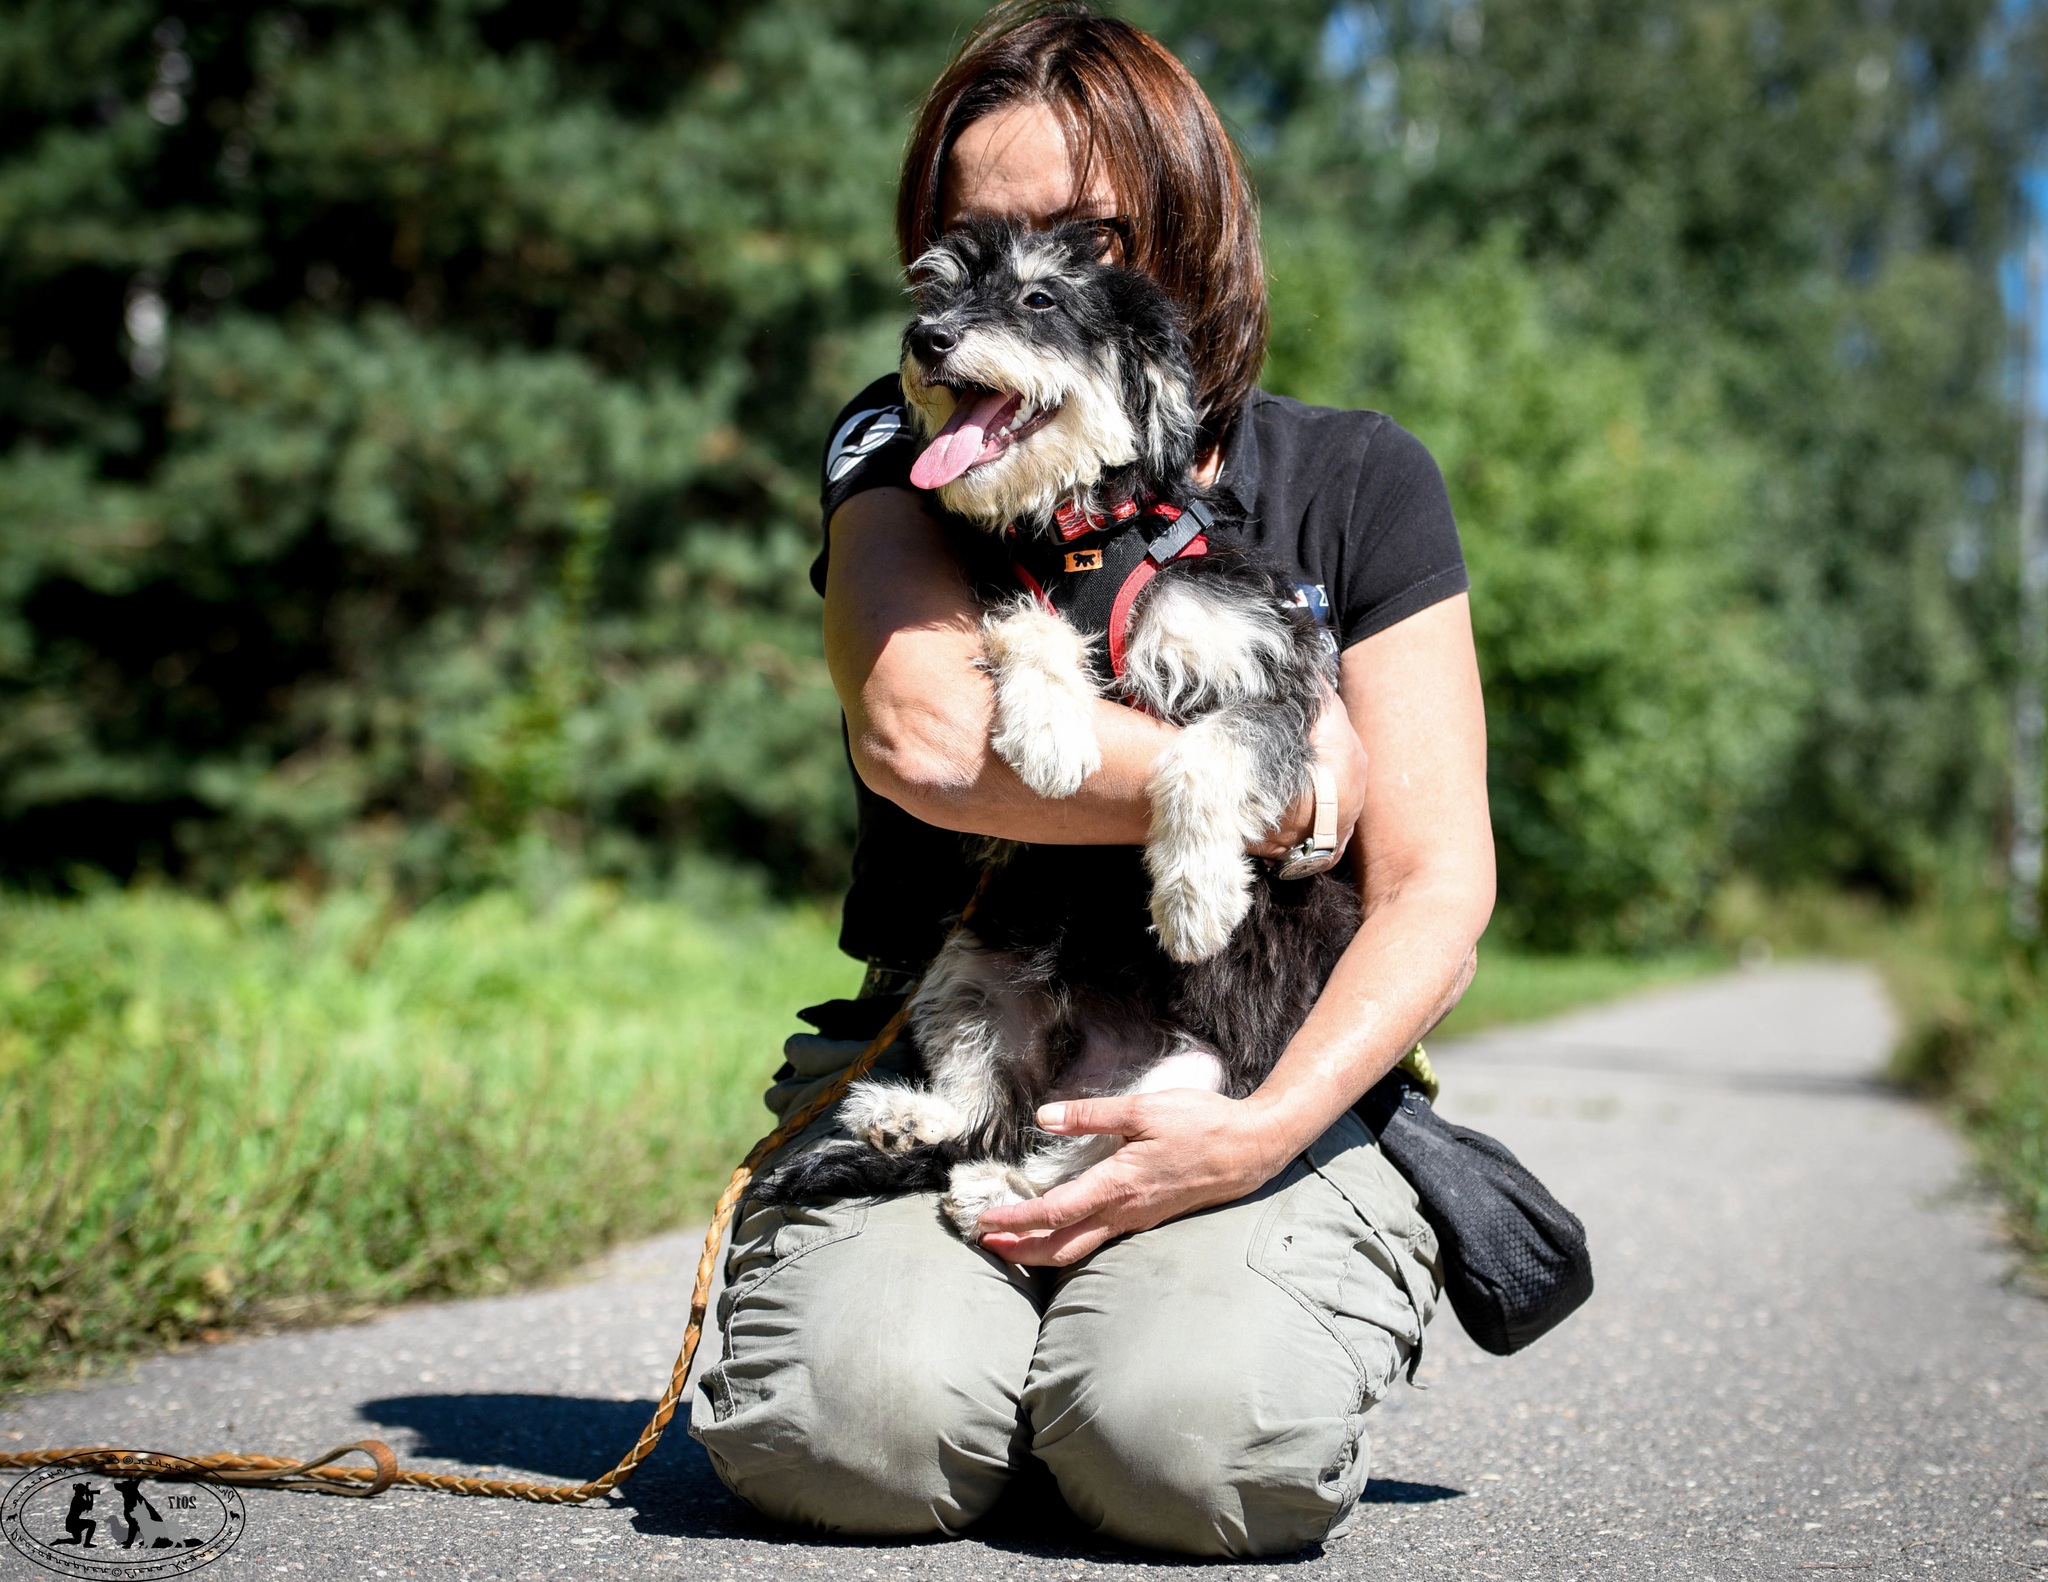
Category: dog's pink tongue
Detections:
[{"x1": 910, "y1": 389, "x2": 1022, "y2": 490}]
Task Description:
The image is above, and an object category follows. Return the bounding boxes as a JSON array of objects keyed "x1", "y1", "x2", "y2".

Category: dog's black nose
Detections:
[{"x1": 908, "y1": 322, "x2": 958, "y2": 365}]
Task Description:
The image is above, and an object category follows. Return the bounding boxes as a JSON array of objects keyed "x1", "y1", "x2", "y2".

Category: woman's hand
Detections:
[
  {"x1": 1250, "y1": 689, "x2": 1369, "y2": 860},
  {"x1": 974, "y1": 1090, "x2": 1299, "y2": 1267}
]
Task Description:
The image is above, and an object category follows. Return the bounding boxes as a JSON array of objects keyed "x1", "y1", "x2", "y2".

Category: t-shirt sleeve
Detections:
[
  {"x1": 810, "y1": 374, "x2": 921, "y2": 596},
  {"x1": 1335, "y1": 417, "x2": 1468, "y2": 650}
]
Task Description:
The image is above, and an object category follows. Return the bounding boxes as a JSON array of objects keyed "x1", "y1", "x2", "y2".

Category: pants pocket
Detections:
[
  {"x1": 716, "y1": 1187, "x2": 869, "y2": 1341},
  {"x1": 1307, "y1": 1118, "x2": 1442, "y2": 1365},
  {"x1": 1251, "y1": 1116, "x2": 1440, "y2": 1399}
]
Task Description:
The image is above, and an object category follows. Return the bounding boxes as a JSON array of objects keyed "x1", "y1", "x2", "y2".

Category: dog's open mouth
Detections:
[{"x1": 910, "y1": 385, "x2": 1062, "y2": 490}]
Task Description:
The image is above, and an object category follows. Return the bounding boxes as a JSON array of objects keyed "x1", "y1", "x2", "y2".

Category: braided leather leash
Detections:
[{"x1": 0, "y1": 992, "x2": 920, "y2": 1504}]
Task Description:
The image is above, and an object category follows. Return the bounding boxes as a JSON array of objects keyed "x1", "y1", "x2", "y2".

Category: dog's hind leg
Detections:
[
  {"x1": 982, "y1": 594, "x2": 1103, "y2": 798},
  {"x1": 941, "y1": 1045, "x2": 1228, "y2": 1240},
  {"x1": 838, "y1": 1080, "x2": 968, "y2": 1153},
  {"x1": 832, "y1": 927, "x2": 1048, "y2": 1156},
  {"x1": 753, "y1": 1139, "x2": 954, "y2": 1207},
  {"x1": 939, "y1": 1143, "x2": 1119, "y2": 1241},
  {"x1": 939, "y1": 1159, "x2": 1044, "y2": 1240},
  {"x1": 909, "y1": 927, "x2": 1059, "y2": 1151}
]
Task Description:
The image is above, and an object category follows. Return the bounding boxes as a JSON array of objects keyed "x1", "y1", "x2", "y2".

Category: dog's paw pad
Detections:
[
  {"x1": 840, "y1": 1083, "x2": 964, "y2": 1152},
  {"x1": 996, "y1": 715, "x2": 1102, "y2": 800},
  {"x1": 1149, "y1": 862, "x2": 1255, "y2": 963},
  {"x1": 1153, "y1": 899, "x2": 1250, "y2": 963},
  {"x1": 941, "y1": 1160, "x2": 1036, "y2": 1241}
]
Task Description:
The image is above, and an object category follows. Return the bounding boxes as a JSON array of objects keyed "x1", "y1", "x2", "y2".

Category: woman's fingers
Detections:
[
  {"x1": 981, "y1": 1221, "x2": 1116, "y2": 1266},
  {"x1": 977, "y1": 1164, "x2": 1128, "y2": 1236},
  {"x1": 978, "y1": 1090, "x2": 1273, "y2": 1265},
  {"x1": 1034, "y1": 1097, "x2": 1144, "y2": 1135}
]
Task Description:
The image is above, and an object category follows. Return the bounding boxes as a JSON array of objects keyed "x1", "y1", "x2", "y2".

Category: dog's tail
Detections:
[{"x1": 749, "y1": 1140, "x2": 955, "y2": 1207}]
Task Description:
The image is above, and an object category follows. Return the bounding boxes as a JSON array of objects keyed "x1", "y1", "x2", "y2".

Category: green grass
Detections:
[
  {"x1": 0, "y1": 884, "x2": 1731, "y2": 1392},
  {"x1": 0, "y1": 882, "x2": 856, "y2": 1390}
]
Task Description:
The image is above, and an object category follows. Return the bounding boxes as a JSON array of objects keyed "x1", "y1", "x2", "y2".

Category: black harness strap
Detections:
[{"x1": 1009, "y1": 500, "x2": 1212, "y2": 682}]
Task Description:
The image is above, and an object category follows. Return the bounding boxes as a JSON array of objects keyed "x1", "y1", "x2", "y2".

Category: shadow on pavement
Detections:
[
  {"x1": 1362, "y1": 1479, "x2": 1464, "y2": 1504},
  {"x1": 359, "y1": 1394, "x2": 1447, "y2": 1561},
  {"x1": 357, "y1": 1393, "x2": 731, "y2": 1514}
]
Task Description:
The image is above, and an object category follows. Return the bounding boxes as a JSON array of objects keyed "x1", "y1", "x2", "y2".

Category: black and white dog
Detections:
[{"x1": 756, "y1": 219, "x2": 1359, "y2": 1237}]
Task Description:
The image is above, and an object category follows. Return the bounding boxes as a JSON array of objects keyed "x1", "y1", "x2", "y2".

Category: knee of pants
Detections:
[
  {"x1": 691, "y1": 1195, "x2": 1038, "y2": 1537},
  {"x1": 1030, "y1": 1325, "x2": 1378, "y2": 1559}
]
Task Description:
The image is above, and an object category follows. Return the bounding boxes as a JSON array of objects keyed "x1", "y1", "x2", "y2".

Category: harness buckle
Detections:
[{"x1": 1146, "y1": 498, "x2": 1212, "y2": 564}]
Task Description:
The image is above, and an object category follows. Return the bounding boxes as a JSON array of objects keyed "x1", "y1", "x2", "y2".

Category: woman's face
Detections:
[
  {"x1": 934, "y1": 98, "x2": 1223, "y2": 480},
  {"x1": 941, "y1": 101, "x2": 1119, "y2": 234}
]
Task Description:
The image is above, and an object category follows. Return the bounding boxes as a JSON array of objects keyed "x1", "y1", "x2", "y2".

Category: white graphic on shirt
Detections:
[
  {"x1": 1287, "y1": 584, "x2": 1331, "y2": 624},
  {"x1": 826, "y1": 405, "x2": 907, "y2": 484},
  {"x1": 1287, "y1": 583, "x2": 1339, "y2": 655}
]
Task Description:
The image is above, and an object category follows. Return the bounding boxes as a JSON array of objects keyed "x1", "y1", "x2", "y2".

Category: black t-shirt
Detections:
[{"x1": 816, "y1": 373, "x2": 1468, "y2": 970}]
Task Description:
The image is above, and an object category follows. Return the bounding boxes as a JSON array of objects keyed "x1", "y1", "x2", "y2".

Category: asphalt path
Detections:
[{"x1": 5, "y1": 962, "x2": 2047, "y2": 1580}]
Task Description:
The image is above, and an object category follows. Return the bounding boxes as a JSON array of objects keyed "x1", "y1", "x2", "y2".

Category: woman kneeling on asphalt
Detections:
[{"x1": 689, "y1": 3, "x2": 1496, "y2": 1557}]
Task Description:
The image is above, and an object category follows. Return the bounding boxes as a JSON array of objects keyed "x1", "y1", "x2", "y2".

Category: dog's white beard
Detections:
[{"x1": 901, "y1": 334, "x2": 1138, "y2": 526}]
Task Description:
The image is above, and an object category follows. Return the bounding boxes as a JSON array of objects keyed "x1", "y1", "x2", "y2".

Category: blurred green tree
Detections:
[
  {"x1": 1, "y1": 0, "x2": 2041, "y2": 946},
  {"x1": 0, "y1": 0, "x2": 980, "y2": 893},
  {"x1": 1271, "y1": 241, "x2": 1801, "y2": 948}
]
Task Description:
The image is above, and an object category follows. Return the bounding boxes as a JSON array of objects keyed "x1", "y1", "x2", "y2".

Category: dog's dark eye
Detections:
[{"x1": 1021, "y1": 289, "x2": 1057, "y2": 311}]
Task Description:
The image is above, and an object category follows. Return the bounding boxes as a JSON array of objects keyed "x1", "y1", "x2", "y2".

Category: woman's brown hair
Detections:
[{"x1": 897, "y1": 3, "x2": 1267, "y2": 450}]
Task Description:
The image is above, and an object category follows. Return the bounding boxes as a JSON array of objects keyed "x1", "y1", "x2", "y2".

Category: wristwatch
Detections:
[{"x1": 1275, "y1": 763, "x2": 1340, "y2": 880}]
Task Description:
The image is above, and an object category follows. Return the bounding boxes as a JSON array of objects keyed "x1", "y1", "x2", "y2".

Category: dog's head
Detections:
[{"x1": 899, "y1": 218, "x2": 1201, "y2": 532}]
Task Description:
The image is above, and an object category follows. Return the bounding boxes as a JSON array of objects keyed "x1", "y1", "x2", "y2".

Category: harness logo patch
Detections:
[
  {"x1": 824, "y1": 405, "x2": 907, "y2": 484},
  {"x1": 1063, "y1": 549, "x2": 1104, "y2": 572}
]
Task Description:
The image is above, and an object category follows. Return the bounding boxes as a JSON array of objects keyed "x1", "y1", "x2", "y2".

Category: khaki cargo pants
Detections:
[{"x1": 689, "y1": 1028, "x2": 1441, "y2": 1559}]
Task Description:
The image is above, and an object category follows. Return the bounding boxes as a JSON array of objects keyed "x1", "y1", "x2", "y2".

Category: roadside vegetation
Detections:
[
  {"x1": 1939, "y1": 982, "x2": 2048, "y2": 1268},
  {"x1": 0, "y1": 882, "x2": 852, "y2": 1391},
  {"x1": 1888, "y1": 947, "x2": 2048, "y2": 1270}
]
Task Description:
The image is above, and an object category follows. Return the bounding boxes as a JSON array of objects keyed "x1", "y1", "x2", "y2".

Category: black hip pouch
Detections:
[{"x1": 1354, "y1": 1073, "x2": 1595, "y2": 1356}]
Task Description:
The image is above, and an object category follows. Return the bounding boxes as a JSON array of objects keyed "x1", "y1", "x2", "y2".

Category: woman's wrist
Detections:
[{"x1": 1235, "y1": 1085, "x2": 1330, "y2": 1183}]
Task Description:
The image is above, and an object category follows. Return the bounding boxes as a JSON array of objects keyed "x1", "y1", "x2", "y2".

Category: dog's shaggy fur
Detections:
[{"x1": 755, "y1": 220, "x2": 1360, "y2": 1237}]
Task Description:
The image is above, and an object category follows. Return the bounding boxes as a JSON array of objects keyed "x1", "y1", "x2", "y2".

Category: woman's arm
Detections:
[
  {"x1": 975, "y1": 594, "x2": 1495, "y2": 1266},
  {"x1": 822, "y1": 487, "x2": 1367, "y2": 849}
]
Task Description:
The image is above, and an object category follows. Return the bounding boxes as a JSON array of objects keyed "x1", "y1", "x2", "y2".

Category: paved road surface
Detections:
[{"x1": 5, "y1": 963, "x2": 2046, "y2": 1579}]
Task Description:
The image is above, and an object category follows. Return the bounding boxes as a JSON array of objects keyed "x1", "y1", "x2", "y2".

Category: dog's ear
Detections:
[{"x1": 1102, "y1": 268, "x2": 1201, "y2": 481}]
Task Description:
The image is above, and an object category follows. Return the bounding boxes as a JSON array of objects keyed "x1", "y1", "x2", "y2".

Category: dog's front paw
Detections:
[
  {"x1": 1145, "y1": 724, "x2": 1260, "y2": 961},
  {"x1": 993, "y1": 707, "x2": 1102, "y2": 800},
  {"x1": 1147, "y1": 837, "x2": 1255, "y2": 962},
  {"x1": 941, "y1": 1159, "x2": 1037, "y2": 1241},
  {"x1": 983, "y1": 600, "x2": 1102, "y2": 799},
  {"x1": 840, "y1": 1081, "x2": 965, "y2": 1152}
]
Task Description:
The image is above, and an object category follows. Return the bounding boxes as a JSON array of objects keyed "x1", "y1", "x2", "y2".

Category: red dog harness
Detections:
[{"x1": 1008, "y1": 496, "x2": 1217, "y2": 681}]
